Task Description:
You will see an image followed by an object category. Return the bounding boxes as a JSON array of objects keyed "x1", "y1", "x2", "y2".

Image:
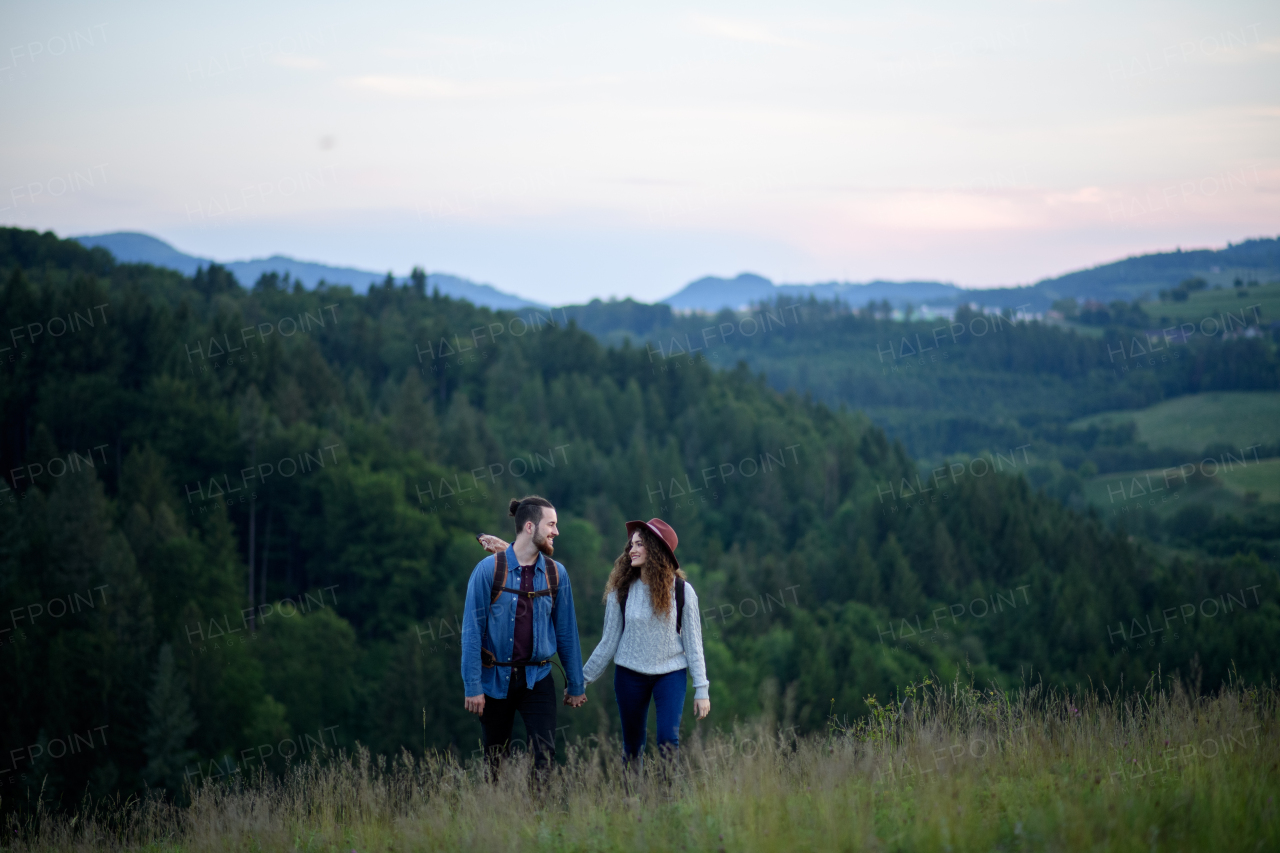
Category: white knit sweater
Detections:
[{"x1": 582, "y1": 578, "x2": 710, "y2": 700}]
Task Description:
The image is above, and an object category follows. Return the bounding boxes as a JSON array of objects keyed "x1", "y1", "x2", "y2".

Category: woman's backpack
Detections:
[{"x1": 618, "y1": 578, "x2": 685, "y2": 636}]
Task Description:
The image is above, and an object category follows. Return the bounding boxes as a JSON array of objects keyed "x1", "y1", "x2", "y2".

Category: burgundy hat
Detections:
[{"x1": 625, "y1": 518, "x2": 680, "y2": 568}]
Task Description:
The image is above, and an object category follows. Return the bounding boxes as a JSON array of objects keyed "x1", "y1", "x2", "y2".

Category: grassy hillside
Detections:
[
  {"x1": 1142, "y1": 280, "x2": 1280, "y2": 328},
  {"x1": 1071, "y1": 391, "x2": 1280, "y2": 453},
  {"x1": 14, "y1": 679, "x2": 1279, "y2": 852},
  {"x1": 1222, "y1": 456, "x2": 1280, "y2": 503},
  {"x1": 1084, "y1": 456, "x2": 1280, "y2": 514}
]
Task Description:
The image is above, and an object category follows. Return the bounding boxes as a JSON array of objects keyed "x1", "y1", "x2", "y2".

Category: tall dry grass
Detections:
[{"x1": 6, "y1": 673, "x2": 1278, "y2": 852}]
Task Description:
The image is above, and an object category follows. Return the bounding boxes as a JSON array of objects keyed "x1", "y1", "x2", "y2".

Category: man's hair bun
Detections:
[{"x1": 509, "y1": 495, "x2": 554, "y2": 534}]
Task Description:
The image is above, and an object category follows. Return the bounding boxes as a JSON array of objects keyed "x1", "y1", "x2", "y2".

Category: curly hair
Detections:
[{"x1": 602, "y1": 526, "x2": 686, "y2": 617}]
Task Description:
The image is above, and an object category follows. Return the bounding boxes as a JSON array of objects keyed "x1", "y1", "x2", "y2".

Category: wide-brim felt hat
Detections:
[{"x1": 625, "y1": 517, "x2": 680, "y2": 568}]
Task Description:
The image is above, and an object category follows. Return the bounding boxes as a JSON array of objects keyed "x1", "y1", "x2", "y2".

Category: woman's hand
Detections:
[
  {"x1": 694, "y1": 698, "x2": 710, "y2": 720},
  {"x1": 478, "y1": 534, "x2": 509, "y2": 554}
]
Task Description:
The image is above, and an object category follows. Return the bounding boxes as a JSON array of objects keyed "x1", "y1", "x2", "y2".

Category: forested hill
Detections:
[
  {"x1": 561, "y1": 295, "x2": 1280, "y2": 476},
  {"x1": 1, "y1": 226, "x2": 1275, "y2": 807}
]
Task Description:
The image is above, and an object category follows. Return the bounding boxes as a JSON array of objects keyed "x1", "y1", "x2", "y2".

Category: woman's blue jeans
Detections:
[{"x1": 614, "y1": 664, "x2": 687, "y2": 765}]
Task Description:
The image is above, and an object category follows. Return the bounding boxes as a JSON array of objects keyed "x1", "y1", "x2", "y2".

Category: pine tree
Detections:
[
  {"x1": 142, "y1": 644, "x2": 198, "y2": 793},
  {"x1": 880, "y1": 534, "x2": 923, "y2": 615},
  {"x1": 389, "y1": 371, "x2": 438, "y2": 456},
  {"x1": 852, "y1": 538, "x2": 881, "y2": 604}
]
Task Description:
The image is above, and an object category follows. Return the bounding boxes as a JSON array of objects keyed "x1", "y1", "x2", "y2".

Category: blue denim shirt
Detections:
[{"x1": 461, "y1": 547, "x2": 586, "y2": 698}]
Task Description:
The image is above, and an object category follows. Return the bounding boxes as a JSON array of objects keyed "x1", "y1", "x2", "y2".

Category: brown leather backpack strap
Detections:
[
  {"x1": 546, "y1": 559, "x2": 560, "y2": 624},
  {"x1": 490, "y1": 550, "x2": 508, "y2": 605}
]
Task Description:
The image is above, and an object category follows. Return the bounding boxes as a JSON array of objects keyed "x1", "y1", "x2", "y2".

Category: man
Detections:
[{"x1": 461, "y1": 495, "x2": 587, "y2": 781}]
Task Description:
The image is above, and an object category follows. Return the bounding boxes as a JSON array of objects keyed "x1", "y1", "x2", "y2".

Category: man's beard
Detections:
[{"x1": 534, "y1": 532, "x2": 555, "y2": 557}]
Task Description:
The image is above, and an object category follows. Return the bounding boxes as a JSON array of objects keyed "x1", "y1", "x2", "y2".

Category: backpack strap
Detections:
[
  {"x1": 675, "y1": 578, "x2": 685, "y2": 635},
  {"x1": 480, "y1": 553, "x2": 562, "y2": 668},
  {"x1": 546, "y1": 559, "x2": 560, "y2": 625},
  {"x1": 492, "y1": 553, "x2": 559, "y2": 606},
  {"x1": 617, "y1": 578, "x2": 685, "y2": 636},
  {"x1": 618, "y1": 582, "x2": 631, "y2": 637},
  {"x1": 489, "y1": 551, "x2": 508, "y2": 604}
]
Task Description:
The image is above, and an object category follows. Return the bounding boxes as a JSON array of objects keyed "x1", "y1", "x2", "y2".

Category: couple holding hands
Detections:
[{"x1": 461, "y1": 495, "x2": 710, "y2": 777}]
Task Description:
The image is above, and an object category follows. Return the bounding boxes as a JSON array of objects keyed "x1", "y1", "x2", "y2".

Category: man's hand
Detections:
[
  {"x1": 465, "y1": 694, "x2": 486, "y2": 716},
  {"x1": 563, "y1": 688, "x2": 587, "y2": 708},
  {"x1": 694, "y1": 698, "x2": 710, "y2": 720}
]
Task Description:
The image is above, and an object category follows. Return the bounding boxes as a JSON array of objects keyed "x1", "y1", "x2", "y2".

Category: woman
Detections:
[
  {"x1": 585, "y1": 518, "x2": 710, "y2": 765},
  {"x1": 481, "y1": 517, "x2": 709, "y2": 765}
]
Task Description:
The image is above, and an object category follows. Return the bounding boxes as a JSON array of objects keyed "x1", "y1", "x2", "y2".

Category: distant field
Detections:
[
  {"x1": 1083, "y1": 455, "x2": 1280, "y2": 518},
  {"x1": 1221, "y1": 456, "x2": 1280, "y2": 504},
  {"x1": 1071, "y1": 391, "x2": 1280, "y2": 453},
  {"x1": 1144, "y1": 280, "x2": 1280, "y2": 328}
]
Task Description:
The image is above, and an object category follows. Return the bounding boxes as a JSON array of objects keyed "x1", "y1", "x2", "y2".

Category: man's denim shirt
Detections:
[{"x1": 461, "y1": 546, "x2": 586, "y2": 699}]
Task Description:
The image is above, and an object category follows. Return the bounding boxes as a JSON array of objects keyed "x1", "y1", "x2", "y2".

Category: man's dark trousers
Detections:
[{"x1": 480, "y1": 669, "x2": 557, "y2": 780}]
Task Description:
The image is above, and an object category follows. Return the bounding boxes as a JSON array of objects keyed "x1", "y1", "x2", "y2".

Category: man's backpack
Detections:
[
  {"x1": 618, "y1": 577, "x2": 685, "y2": 636},
  {"x1": 479, "y1": 551, "x2": 560, "y2": 669}
]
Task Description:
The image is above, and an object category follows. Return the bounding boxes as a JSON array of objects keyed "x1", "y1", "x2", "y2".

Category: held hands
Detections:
[
  {"x1": 563, "y1": 688, "x2": 587, "y2": 708},
  {"x1": 694, "y1": 698, "x2": 710, "y2": 720}
]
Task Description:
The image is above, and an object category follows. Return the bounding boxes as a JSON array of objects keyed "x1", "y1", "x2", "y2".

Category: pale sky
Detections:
[{"x1": 2, "y1": 0, "x2": 1277, "y2": 304}]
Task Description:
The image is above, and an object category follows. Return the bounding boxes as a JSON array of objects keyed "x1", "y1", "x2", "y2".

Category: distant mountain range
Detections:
[
  {"x1": 72, "y1": 232, "x2": 546, "y2": 310},
  {"x1": 71, "y1": 230, "x2": 1280, "y2": 315},
  {"x1": 661, "y1": 274, "x2": 963, "y2": 313},
  {"x1": 659, "y1": 237, "x2": 1280, "y2": 313}
]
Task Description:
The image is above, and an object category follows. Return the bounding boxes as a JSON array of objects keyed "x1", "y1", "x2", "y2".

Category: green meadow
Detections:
[
  {"x1": 7, "y1": 678, "x2": 1277, "y2": 853},
  {"x1": 1145, "y1": 280, "x2": 1280, "y2": 329},
  {"x1": 1071, "y1": 391, "x2": 1280, "y2": 454},
  {"x1": 1083, "y1": 456, "x2": 1280, "y2": 517}
]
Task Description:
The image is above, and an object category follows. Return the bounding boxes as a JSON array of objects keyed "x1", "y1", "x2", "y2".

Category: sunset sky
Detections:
[{"x1": 2, "y1": 0, "x2": 1277, "y2": 304}]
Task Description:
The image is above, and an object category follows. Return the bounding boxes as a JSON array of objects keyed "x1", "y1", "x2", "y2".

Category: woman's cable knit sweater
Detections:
[{"x1": 582, "y1": 577, "x2": 710, "y2": 700}]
